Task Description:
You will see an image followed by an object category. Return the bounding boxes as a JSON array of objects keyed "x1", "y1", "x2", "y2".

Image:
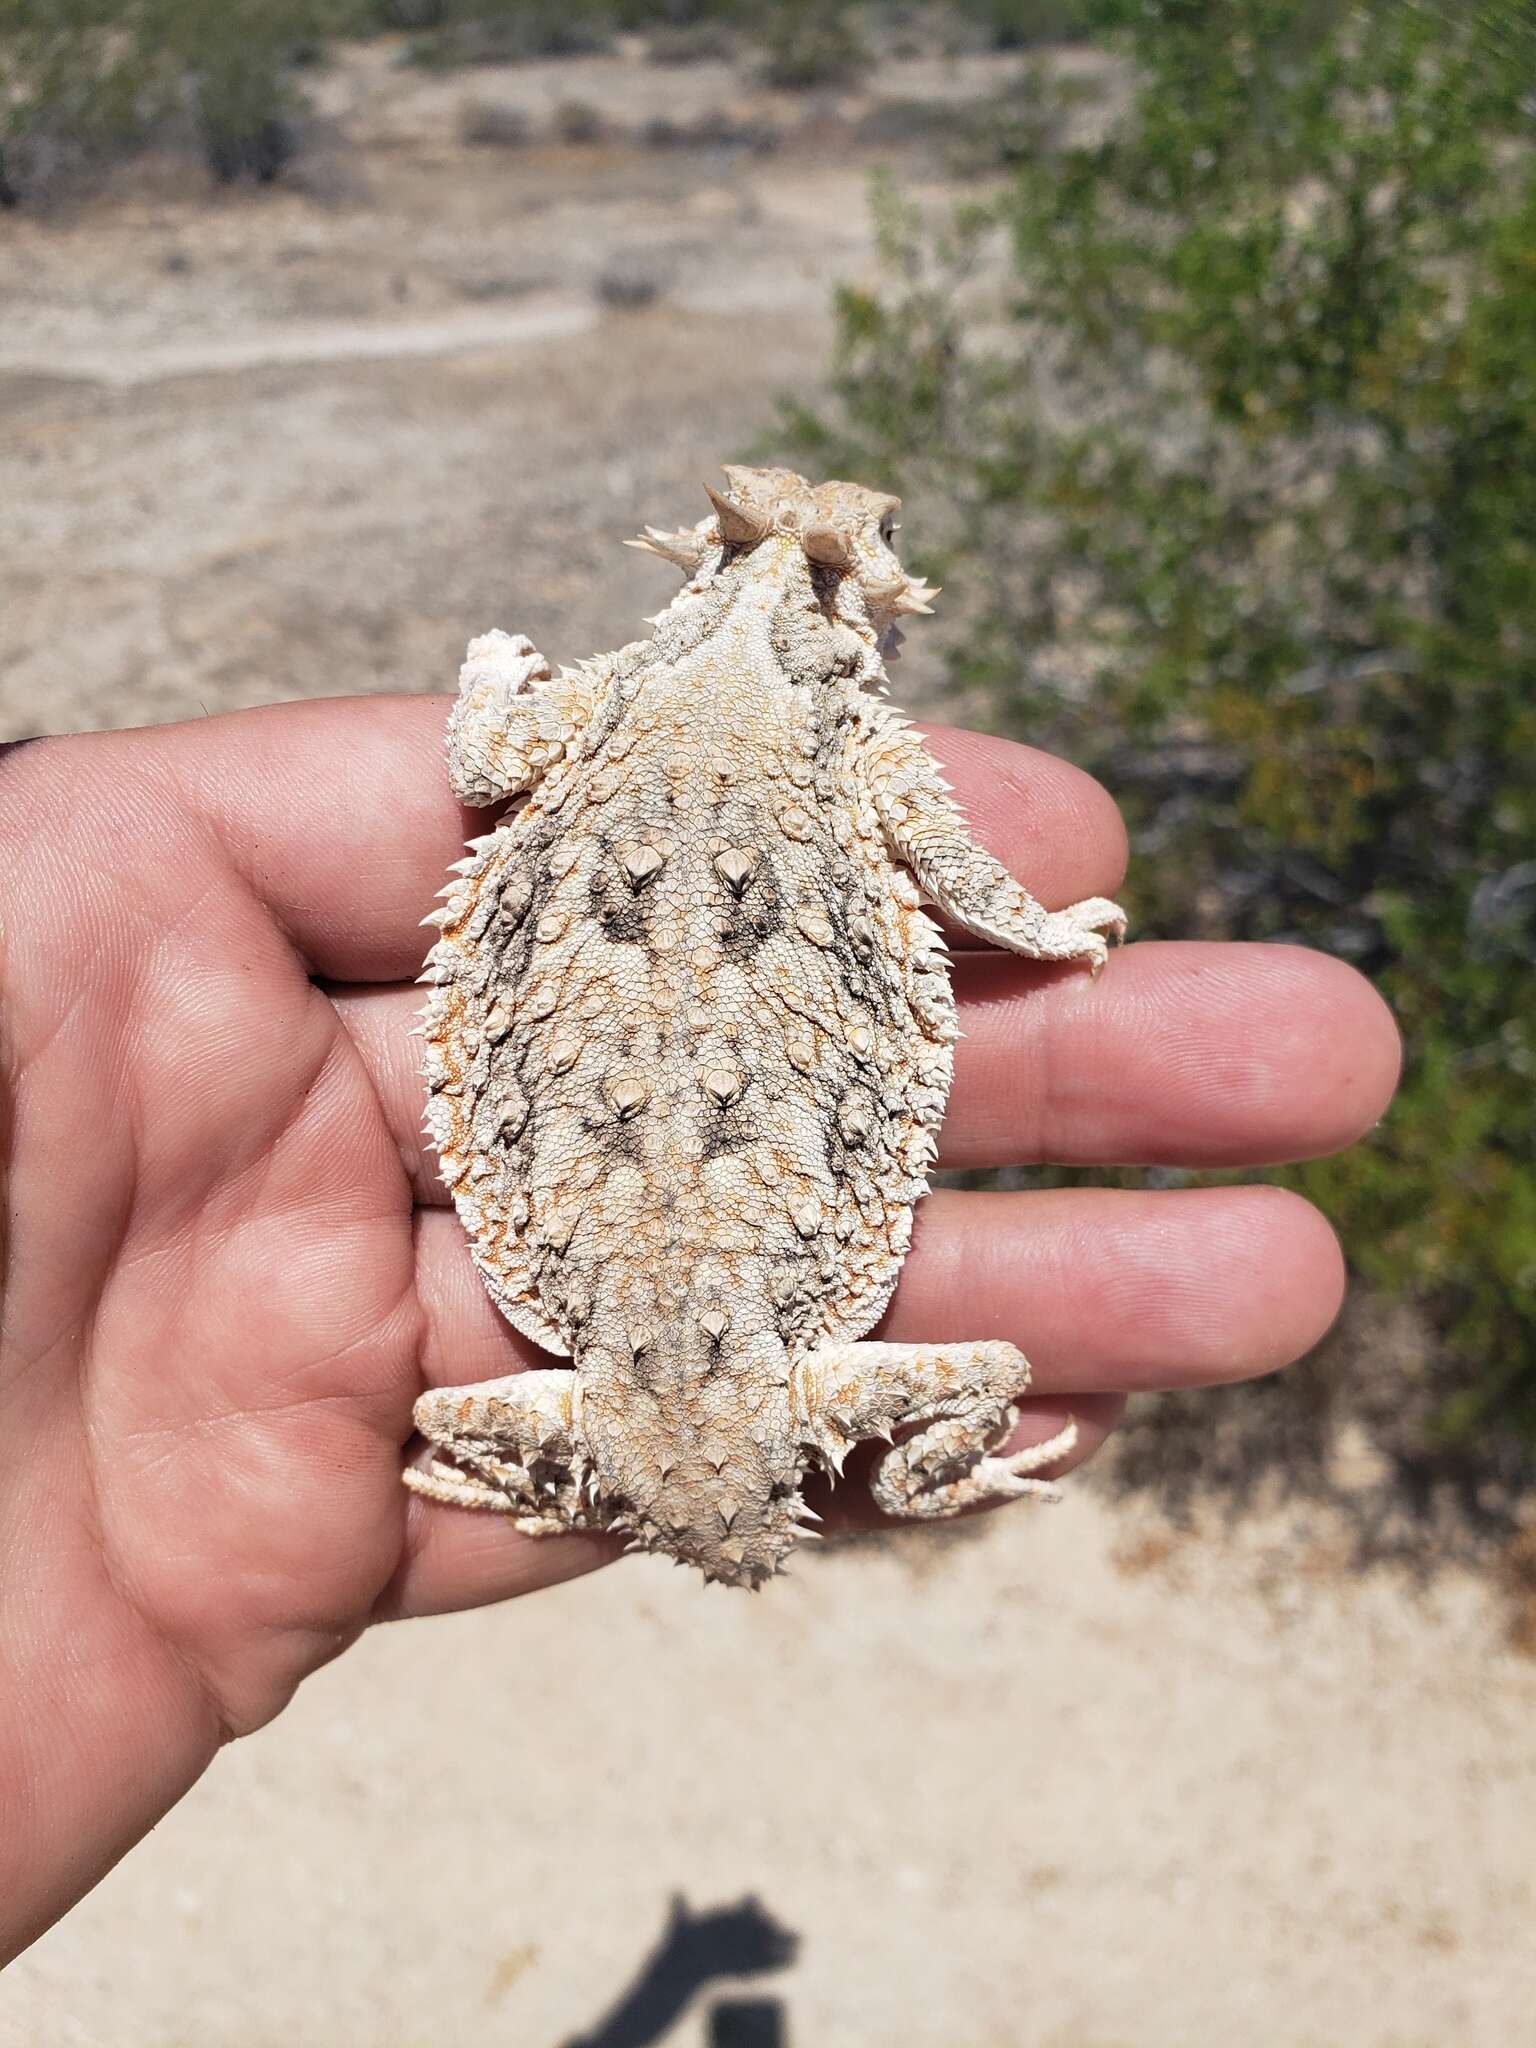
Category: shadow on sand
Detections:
[{"x1": 562, "y1": 1893, "x2": 797, "y2": 2048}]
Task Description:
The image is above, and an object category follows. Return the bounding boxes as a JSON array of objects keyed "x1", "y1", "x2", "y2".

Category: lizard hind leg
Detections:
[
  {"x1": 792, "y1": 1339, "x2": 1077, "y2": 1523},
  {"x1": 403, "y1": 1368, "x2": 597, "y2": 1536}
]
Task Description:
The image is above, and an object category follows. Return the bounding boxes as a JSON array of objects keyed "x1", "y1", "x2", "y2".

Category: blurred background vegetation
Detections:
[
  {"x1": 2, "y1": 0, "x2": 1531, "y2": 1567},
  {"x1": 783, "y1": 0, "x2": 1536, "y2": 1557},
  {"x1": 0, "y1": 0, "x2": 1094, "y2": 198}
]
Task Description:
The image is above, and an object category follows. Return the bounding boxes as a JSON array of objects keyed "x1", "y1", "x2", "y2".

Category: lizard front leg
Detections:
[
  {"x1": 792, "y1": 1340, "x2": 1077, "y2": 1521},
  {"x1": 447, "y1": 629, "x2": 596, "y2": 805},
  {"x1": 404, "y1": 1368, "x2": 597, "y2": 1535},
  {"x1": 859, "y1": 716, "x2": 1126, "y2": 974}
]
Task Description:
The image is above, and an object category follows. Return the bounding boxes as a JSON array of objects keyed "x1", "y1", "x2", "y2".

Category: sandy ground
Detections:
[
  {"x1": 5, "y1": 1509, "x2": 1535, "y2": 2048},
  {"x1": 2, "y1": 37, "x2": 1534, "y2": 2046}
]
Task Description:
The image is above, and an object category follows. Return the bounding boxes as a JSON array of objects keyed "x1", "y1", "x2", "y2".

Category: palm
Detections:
[
  {"x1": 53, "y1": 884, "x2": 421, "y2": 1727},
  {"x1": 0, "y1": 695, "x2": 1397, "y2": 1962}
]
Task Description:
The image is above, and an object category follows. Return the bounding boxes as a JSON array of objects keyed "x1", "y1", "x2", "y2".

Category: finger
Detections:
[
  {"x1": 146, "y1": 696, "x2": 1126, "y2": 982},
  {"x1": 378, "y1": 1494, "x2": 618, "y2": 1622},
  {"x1": 334, "y1": 982, "x2": 449, "y2": 1205},
  {"x1": 333, "y1": 940, "x2": 1398, "y2": 1205},
  {"x1": 409, "y1": 1184, "x2": 1343, "y2": 1402},
  {"x1": 152, "y1": 695, "x2": 475, "y2": 985},
  {"x1": 945, "y1": 940, "x2": 1402, "y2": 1168},
  {"x1": 918, "y1": 721, "x2": 1129, "y2": 919},
  {"x1": 901, "y1": 1185, "x2": 1344, "y2": 1390}
]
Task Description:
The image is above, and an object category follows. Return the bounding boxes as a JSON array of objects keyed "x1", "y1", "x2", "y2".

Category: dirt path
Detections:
[{"x1": 0, "y1": 297, "x2": 601, "y2": 389}]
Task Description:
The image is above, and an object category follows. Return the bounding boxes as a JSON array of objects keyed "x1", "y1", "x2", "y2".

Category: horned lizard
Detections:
[{"x1": 403, "y1": 465, "x2": 1125, "y2": 1586}]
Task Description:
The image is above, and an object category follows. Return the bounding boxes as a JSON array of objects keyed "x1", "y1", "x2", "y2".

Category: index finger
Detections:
[{"x1": 154, "y1": 694, "x2": 1128, "y2": 982}]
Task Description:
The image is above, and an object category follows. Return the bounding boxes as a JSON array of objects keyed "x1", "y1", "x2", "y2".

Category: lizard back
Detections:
[{"x1": 422, "y1": 530, "x2": 955, "y2": 1578}]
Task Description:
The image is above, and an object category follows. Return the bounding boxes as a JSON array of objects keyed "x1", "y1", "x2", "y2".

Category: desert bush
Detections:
[
  {"x1": 201, "y1": 110, "x2": 298, "y2": 184},
  {"x1": 943, "y1": 63, "x2": 1101, "y2": 172},
  {"x1": 182, "y1": 7, "x2": 314, "y2": 185},
  {"x1": 593, "y1": 257, "x2": 662, "y2": 308},
  {"x1": 855, "y1": 94, "x2": 973, "y2": 147},
  {"x1": 945, "y1": 0, "x2": 1091, "y2": 46},
  {"x1": 0, "y1": 0, "x2": 340, "y2": 197},
  {"x1": 401, "y1": 0, "x2": 617, "y2": 64},
  {"x1": 0, "y1": 0, "x2": 158, "y2": 197},
  {"x1": 785, "y1": 0, "x2": 1536, "y2": 1481},
  {"x1": 612, "y1": 0, "x2": 741, "y2": 20},
  {"x1": 458, "y1": 94, "x2": 529, "y2": 146},
  {"x1": 854, "y1": 78, "x2": 1083, "y2": 167},
  {"x1": 643, "y1": 19, "x2": 737, "y2": 63},
  {"x1": 552, "y1": 96, "x2": 605, "y2": 143},
  {"x1": 0, "y1": 0, "x2": 150, "y2": 194},
  {"x1": 365, "y1": 0, "x2": 448, "y2": 25},
  {"x1": 750, "y1": 0, "x2": 869, "y2": 90},
  {"x1": 639, "y1": 106, "x2": 776, "y2": 151},
  {"x1": 638, "y1": 111, "x2": 682, "y2": 147}
]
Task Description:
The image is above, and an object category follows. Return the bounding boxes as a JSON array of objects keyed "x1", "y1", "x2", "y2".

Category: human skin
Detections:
[{"x1": 0, "y1": 698, "x2": 1400, "y2": 1963}]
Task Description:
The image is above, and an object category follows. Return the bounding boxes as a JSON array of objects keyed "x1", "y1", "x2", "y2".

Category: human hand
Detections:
[{"x1": 0, "y1": 698, "x2": 1398, "y2": 1961}]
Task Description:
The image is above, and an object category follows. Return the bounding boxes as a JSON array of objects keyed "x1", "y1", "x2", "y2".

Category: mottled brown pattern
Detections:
[{"x1": 406, "y1": 467, "x2": 1125, "y2": 1585}]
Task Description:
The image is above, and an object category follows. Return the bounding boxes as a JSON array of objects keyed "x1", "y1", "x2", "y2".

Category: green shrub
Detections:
[
  {"x1": 946, "y1": 0, "x2": 1091, "y2": 47},
  {"x1": 552, "y1": 95, "x2": 605, "y2": 141},
  {"x1": 0, "y1": 0, "x2": 157, "y2": 196},
  {"x1": 365, "y1": 0, "x2": 449, "y2": 25},
  {"x1": 750, "y1": 0, "x2": 869, "y2": 89},
  {"x1": 785, "y1": 0, "x2": 1536, "y2": 1465},
  {"x1": 643, "y1": 19, "x2": 737, "y2": 63},
  {"x1": 400, "y1": 0, "x2": 618, "y2": 65},
  {"x1": 0, "y1": 0, "x2": 341, "y2": 196},
  {"x1": 611, "y1": 0, "x2": 743, "y2": 24},
  {"x1": 458, "y1": 94, "x2": 530, "y2": 146}
]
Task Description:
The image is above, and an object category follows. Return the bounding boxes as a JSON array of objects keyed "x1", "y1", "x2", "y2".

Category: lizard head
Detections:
[{"x1": 626, "y1": 465, "x2": 939, "y2": 635}]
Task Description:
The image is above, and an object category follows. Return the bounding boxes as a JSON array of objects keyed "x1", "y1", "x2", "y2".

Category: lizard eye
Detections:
[{"x1": 879, "y1": 511, "x2": 898, "y2": 544}]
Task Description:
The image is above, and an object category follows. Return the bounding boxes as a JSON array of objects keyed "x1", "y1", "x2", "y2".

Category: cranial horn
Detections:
[
  {"x1": 864, "y1": 572, "x2": 940, "y2": 616},
  {"x1": 802, "y1": 522, "x2": 855, "y2": 570},
  {"x1": 893, "y1": 578, "x2": 941, "y2": 617},
  {"x1": 624, "y1": 524, "x2": 706, "y2": 571},
  {"x1": 704, "y1": 482, "x2": 771, "y2": 547}
]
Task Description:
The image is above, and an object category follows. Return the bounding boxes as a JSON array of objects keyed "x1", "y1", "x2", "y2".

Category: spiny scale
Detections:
[{"x1": 405, "y1": 465, "x2": 1125, "y2": 1586}]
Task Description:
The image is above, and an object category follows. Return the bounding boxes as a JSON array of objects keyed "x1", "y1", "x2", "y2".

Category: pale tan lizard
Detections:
[{"x1": 404, "y1": 466, "x2": 1125, "y2": 1586}]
